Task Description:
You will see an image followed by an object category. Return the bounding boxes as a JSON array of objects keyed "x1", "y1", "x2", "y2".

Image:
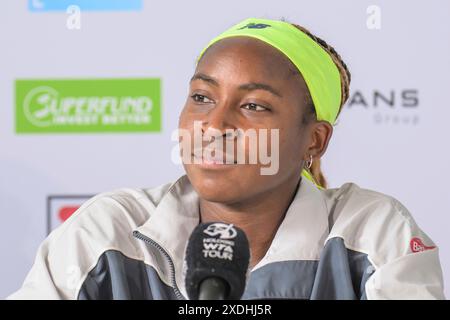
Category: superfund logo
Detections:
[
  {"x1": 202, "y1": 223, "x2": 237, "y2": 261},
  {"x1": 15, "y1": 78, "x2": 161, "y2": 133}
]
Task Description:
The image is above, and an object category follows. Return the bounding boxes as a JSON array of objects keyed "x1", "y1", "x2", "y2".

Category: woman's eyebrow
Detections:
[{"x1": 190, "y1": 72, "x2": 283, "y2": 98}]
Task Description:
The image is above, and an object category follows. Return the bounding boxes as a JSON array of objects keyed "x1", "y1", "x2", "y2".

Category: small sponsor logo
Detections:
[
  {"x1": 58, "y1": 206, "x2": 79, "y2": 222},
  {"x1": 29, "y1": 0, "x2": 142, "y2": 12},
  {"x1": 410, "y1": 237, "x2": 436, "y2": 253},
  {"x1": 16, "y1": 78, "x2": 161, "y2": 133},
  {"x1": 47, "y1": 195, "x2": 93, "y2": 234},
  {"x1": 203, "y1": 223, "x2": 237, "y2": 239},
  {"x1": 347, "y1": 89, "x2": 420, "y2": 125},
  {"x1": 238, "y1": 22, "x2": 271, "y2": 30},
  {"x1": 202, "y1": 237, "x2": 234, "y2": 261},
  {"x1": 202, "y1": 223, "x2": 238, "y2": 261}
]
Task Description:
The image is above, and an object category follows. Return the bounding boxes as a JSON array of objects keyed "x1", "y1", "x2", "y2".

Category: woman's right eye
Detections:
[{"x1": 190, "y1": 94, "x2": 213, "y2": 103}]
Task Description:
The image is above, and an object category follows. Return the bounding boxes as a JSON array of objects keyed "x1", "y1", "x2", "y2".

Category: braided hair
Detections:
[{"x1": 282, "y1": 18, "x2": 352, "y2": 189}]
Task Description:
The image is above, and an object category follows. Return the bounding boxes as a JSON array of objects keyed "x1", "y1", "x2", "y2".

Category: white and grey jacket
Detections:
[{"x1": 8, "y1": 175, "x2": 446, "y2": 299}]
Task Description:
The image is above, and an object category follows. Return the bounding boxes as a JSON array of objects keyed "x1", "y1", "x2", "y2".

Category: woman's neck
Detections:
[{"x1": 199, "y1": 175, "x2": 301, "y2": 269}]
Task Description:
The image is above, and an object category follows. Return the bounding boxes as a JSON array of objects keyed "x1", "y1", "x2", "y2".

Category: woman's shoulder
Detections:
[
  {"x1": 323, "y1": 181, "x2": 413, "y2": 225},
  {"x1": 74, "y1": 179, "x2": 176, "y2": 224},
  {"x1": 45, "y1": 178, "x2": 179, "y2": 254},
  {"x1": 9, "y1": 179, "x2": 184, "y2": 300},
  {"x1": 321, "y1": 182, "x2": 436, "y2": 268}
]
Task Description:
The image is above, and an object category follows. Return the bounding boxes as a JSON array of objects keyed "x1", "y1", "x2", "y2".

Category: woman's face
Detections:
[{"x1": 179, "y1": 36, "x2": 316, "y2": 204}]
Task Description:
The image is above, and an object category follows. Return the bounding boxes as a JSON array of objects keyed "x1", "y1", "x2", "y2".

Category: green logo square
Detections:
[{"x1": 15, "y1": 78, "x2": 162, "y2": 133}]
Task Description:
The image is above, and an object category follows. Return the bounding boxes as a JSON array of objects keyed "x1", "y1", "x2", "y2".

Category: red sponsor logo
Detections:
[
  {"x1": 58, "y1": 206, "x2": 79, "y2": 222},
  {"x1": 410, "y1": 237, "x2": 436, "y2": 253},
  {"x1": 47, "y1": 195, "x2": 93, "y2": 235}
]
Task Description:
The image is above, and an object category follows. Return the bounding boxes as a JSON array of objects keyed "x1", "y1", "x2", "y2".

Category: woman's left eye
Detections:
[{"x1": 241, "y1": 103, "x2": 268, "y2": 112}]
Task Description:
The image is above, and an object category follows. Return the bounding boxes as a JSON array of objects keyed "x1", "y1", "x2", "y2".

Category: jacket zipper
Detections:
[{"x1": 133, "y1": 230, "x2": 185, "y2": 300}]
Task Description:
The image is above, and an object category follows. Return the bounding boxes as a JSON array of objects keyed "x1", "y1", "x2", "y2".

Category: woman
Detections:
[{"x1": 9, "y1": 17, "x2": 445, "y2": 300}]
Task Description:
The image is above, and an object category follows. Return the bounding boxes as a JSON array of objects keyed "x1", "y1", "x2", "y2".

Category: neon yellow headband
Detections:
[
  {"x1": 196, "y1": 18, "x2": 341, "y2": 189},
  {"x1": 196, "y1": 17, "x2": 342, "y2": 126}
]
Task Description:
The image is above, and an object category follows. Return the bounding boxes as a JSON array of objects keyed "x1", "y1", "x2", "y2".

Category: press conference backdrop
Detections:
[{"x1": 1, "y1": 0, "x2": 449, "y2": 298}]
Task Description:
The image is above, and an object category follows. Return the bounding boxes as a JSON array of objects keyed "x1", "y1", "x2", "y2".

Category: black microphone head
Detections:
[{"x1": 184, "y1": 222, "x2": 250, "y2": 300}]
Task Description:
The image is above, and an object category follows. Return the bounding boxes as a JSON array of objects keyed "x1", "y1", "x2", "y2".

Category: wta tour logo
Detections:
[
  {"x1": 203, "y1": 223, "x2": 238, "y2": 240},
  {"x1": 15, "y1": 78, "x2": 161, "y2": 133},
  {"x1": 202, "y1": 223, "x2": 238, "y2": 260}
]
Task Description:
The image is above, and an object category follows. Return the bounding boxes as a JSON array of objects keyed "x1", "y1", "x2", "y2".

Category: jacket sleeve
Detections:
[
  {"x1": 7, "y1": 194, "x2": 117, "y2": 300},
  {"x1": 365, "y1": 247, "x2": 445, "y2": 299},
  {"x1": 7, "y1": 230, "x2": 82, "y2": 299},
  {"x1": 363, "y1": 198, "x2": 445, "y2": 300}
]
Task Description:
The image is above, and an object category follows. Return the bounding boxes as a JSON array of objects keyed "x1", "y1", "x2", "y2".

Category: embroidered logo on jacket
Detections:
[{"x1": 410, "y1": 237, "x2": 436, "y2": 253}]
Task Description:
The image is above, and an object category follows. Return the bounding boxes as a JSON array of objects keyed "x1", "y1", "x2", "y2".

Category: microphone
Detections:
[{"x1": 184, "y1": 222, "x2": 250, "y2": 300}]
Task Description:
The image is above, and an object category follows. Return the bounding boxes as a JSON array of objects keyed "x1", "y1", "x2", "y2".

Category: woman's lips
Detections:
[{"x1": 191, "y1": 152, "x2": 237, "y2": 168}]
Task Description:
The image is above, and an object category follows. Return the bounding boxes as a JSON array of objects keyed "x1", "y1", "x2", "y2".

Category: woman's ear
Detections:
[{"x1": 304, "y1": 121, "x2": 333, "y2": 160}]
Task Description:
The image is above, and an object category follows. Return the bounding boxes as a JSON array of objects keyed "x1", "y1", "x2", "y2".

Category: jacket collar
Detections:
[{"x1": 134, "y1": 174, "x2": 330, "y2": 298}]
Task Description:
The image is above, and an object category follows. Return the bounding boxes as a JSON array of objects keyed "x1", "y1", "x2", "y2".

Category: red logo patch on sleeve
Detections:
[{"x1": 410, "y1": 237, "x2": 436, "y2": 253}]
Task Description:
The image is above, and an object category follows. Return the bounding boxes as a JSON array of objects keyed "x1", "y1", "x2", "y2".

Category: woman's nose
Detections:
[{"x1": 201, "y1": 102, "x2": 237, "y2": 137}]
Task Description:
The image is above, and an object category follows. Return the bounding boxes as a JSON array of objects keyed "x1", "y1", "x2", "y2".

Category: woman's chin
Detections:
[
  {"x1": 187, "y1": 175, "x2": 241, "y2": 203},
  {"x1": 195, "y1": 180, "x2": 234, "y2": 201},
  {"x1": 184, "y1": 164, "x2": 264, "y2": 203}
]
